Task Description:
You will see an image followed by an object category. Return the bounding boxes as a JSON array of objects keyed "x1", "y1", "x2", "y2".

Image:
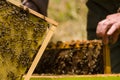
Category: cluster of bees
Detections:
[
  {"x1": 0, "y1": 0, "x2": 48, "y2": 80},
  {"x1": 35, "y1": 40, "x2": 104, "y2": 75},
  {"x1": 0, "y1": 0, "x2": 104, "y2": 79}
]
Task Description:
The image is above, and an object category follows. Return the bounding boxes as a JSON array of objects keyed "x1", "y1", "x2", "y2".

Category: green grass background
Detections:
[{"x1": 23, "y1": 76, "x2": 120, "y2": 80}]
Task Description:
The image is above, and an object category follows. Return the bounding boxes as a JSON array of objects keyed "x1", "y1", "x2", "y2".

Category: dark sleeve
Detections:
[
  {"x1": 31, "y1": 0, "x2": 49, "y2": 16},
  {"x1": 86, "y1": 0, "x2": 119, "y2": 40},
  {"x1": 22, "y1": 0, "x2": 49, "y2": 16}
]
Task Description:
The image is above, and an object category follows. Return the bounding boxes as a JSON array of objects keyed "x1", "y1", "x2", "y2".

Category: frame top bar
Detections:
[{"x1": 7, "y1": 0, "x2": 58, "y2": 26}]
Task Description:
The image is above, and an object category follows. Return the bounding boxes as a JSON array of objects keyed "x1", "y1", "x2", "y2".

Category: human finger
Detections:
[
  {"x1": 96, "y1": 19, "x2": 112, "y2": 37},
  {"x1": 106, "y1": 13, "x2": 120, "y2": 20},
  {"x1": 107, "y1": 22, "x2": 120, "y2": 36}
]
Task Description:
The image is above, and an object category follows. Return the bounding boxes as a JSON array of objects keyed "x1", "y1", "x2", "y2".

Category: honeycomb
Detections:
[
  {"x1": 35, "y1": 40, "x2": 104, "y2": 75},
  {"x1": 0, "y1": 0, "x2": 48, "y2": 80}
]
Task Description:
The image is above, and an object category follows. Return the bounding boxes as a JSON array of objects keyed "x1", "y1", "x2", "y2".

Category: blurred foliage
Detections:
[
  {"x1": 48, "y1": 0, "x2": 88, "y2": 42},
  {"x1": 48, "y1": 0, "x2": 87, "y2": 22}
]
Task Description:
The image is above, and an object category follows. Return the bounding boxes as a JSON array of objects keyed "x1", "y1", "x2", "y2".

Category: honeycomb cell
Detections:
[{"x1": 0, "y1": 0, "x2": 48, "y2": 80}]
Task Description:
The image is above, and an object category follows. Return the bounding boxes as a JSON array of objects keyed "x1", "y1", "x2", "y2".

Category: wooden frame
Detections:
[
  {"x1": 7, "y1": 0, "x2": 58, "y2": 80},
  {"x1": 103, "y1": 44, "x2": 111, "y2": 74},
  {"x1": 6, "y1": 0, "x2": 112, "y2": 80}
]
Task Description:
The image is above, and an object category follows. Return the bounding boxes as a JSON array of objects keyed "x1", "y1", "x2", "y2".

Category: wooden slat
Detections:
[
  {"x1": 24, "y1": 25, "x2": 57, "y2": 80},
  {"x1": 103, "y1": 44, "x2": 111, "y2": 74},
  {"x1": 23, "y1": 74, "x2": 120, "y2": 80},
  {"x1": 24, "y1": 74, "x2": 120, "y2": 78},
  {"x1": 7, "y1": 0, "x2": 58, "y2": 26}
]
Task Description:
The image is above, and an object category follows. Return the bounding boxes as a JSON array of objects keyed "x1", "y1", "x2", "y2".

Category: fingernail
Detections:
[{"x1": 107, "y1": 31, "x2": 112, "y2": 36}]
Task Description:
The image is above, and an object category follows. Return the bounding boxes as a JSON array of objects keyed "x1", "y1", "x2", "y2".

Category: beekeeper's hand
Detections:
[{"x1": 96, "y1": 13, "x2": 120, "y2": 44}]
